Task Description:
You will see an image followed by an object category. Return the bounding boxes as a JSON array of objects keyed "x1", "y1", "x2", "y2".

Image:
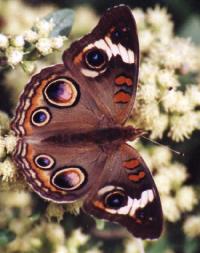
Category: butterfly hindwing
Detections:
[
  {"x1": 13, "y1": 139, "x2": 108, "y2": 202},
  {"x1": 84, "y1": 144, "x2": 163, "y2": 239}
]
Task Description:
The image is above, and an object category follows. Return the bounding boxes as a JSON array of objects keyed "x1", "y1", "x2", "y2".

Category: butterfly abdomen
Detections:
[{"x1": 42, "y1": 126, "x2": 142, "y2": 145}]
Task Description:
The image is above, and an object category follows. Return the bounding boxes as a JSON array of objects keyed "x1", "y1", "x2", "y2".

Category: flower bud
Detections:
[
  {"x1": 11, "y1": 35, "x2": 25, "y2": 47},
  {"x1": 35, "y1": 19, "x2": 54, "y2": 37},
  {"x1": 51, "y1": 36, "x2": 65, "y2": 50},
  {"x1": 36, "y1": 38, "x2": 52, "y2": 56},
  {"x1": 6, "y1": 47, "x2": 23, "y2": 66},
  {"x1": 24, "y1": 30, "x2": 38, "y2": 43}
]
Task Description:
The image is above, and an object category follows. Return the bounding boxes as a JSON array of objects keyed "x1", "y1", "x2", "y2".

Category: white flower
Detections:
[
  {"x1": 30, "y1": 238, "x2": 42, "y2": 248},
  {"x1": 124, "y1": 238, "x2": 142, "y2": 253},
  {"x1": 138, "y1": 102, "x2": 160, "y2": 125},
  {"x1": 67, "y1": 229, "x2": 89, "y2": 249},
  {"x1": 86, "y1": 248, "x2": 102, "y2": 253},
  {"x1": 132, "y1": 8, "x2": 146, "y2": 29},
  {"x1": 154, "y1": 172, "x2": 172, "y2": 195},
  {"x1": 51, "y1": 36, "x2": 65, "y2": 49},
  {"x1": 1, "y1": 192, "x2": 31, "y2": 208},
  {"x1": 0, "y1": 136, "x2": 5, "y2": 159},
  {"x1": 161, "y1": 196, "x2": 180, "y2": 222},
  {"x1": 36, "y1": 38, "x2": 52, "y2": 55},
  {"x1": 137, "y1": 82, "x2": 158, "y2": 102},
  {"x1": 157, "y1": 69, "x2": 179, "y2": 89},
  {"x1": 55, "y1": 245, "x2": 68, "y2": 253},
  {"x1": 183, "y1": 215, "x2": 200, "y2": 238},
  {"x1": 163, "y1": 91, "x2": 191, "y2": 113},
  {"x1": 0, "y1": 159, "x2": 16, "y2": 181},
  {"x1": 21, "y1": 61, "x2": 36, "y2": 74},
  {"x1": 35, "y1": 19, "x2": 54, "y2": 36},
  {"x1": 168, "y1": 112, "x2": 199, "y2": 142},
  {"x1": 0, "y1": 34, "x2": 8, "y2": 49},
  {"x1": 176, "y1": 186, "x2": 197, "y2": 212},
  {"x1": 6, "y1": 47, "x2": 23, "y2": 66},
  {"x1": 24, "y1": 30, "x2": 38, "y2": 43},
  {"x1": 150, "y1": 113, "x2": 168, "y2": 139},
  {"x1": 151, "y1": 147, "x2": 172, "y2": 167},
  {"x1": 147, "y1": 6, "x2": 172, "y2": 30},
  {"x1": 139, "y1": 29, "x2": 154, "y2": 52},
  {"x1": 167, "y1": 163, "x2": 188, "y2": 189},
  {"x1": 46, "y1": 223, "x2": 65, "y2": 245},
  {"x1": 140, "y1": 62, "x2": 158, "y2": 84},
  {"x1": 186, "y1": 85, "x2": 200, "y2": 107},
  {"x1": 46, "y1": 202, "x2": 64, "y2": 222},
  {"x1": 12, "y1": 35, "x2": 25, "y2": 47},
  {"x1": 149, "y1": 41, "x2": 181, "y2": 69}
]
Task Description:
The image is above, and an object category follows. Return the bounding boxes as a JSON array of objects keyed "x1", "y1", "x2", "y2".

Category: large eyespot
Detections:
[
  {"x1": 104, "y1": 190, "x2": 128, "y2": 209},
  {"x1": 51, "y1": 167, "x2": 87, "y2": 191},
  {"x1": 85, "y1": 48, "x2": 107, "y2": 70},
  {"x1": 44, "y1": 78, "x2": 79, "y2": 108},
  {"x1": 31, "y1": 107, "x2": 51, "y2": 126},
  {"x1": 34, "y1": 154, "x2": 55, "y2": 170}
]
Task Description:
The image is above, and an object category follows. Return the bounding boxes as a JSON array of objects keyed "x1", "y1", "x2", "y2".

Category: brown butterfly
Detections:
[{"x1": 11, "y1": 5, "x2": 163, "y2": 239}]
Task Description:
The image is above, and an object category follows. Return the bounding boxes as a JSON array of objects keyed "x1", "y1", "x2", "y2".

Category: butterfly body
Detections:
[
  {"x1": 41, "y1": 126, "x2": 143, "y2": 146},
  {"x1": 11, "y1": 5, "x2": 163, "y2": 239}
]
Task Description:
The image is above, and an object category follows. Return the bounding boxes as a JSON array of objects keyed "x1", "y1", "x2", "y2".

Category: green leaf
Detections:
[
  {"x1": 0, "y1": 229, "x2": 16, "y2": 246},
  {"x1": 45, "y1": 8, "x2": 74, "y2": 37},
  {"x1": 148, "y1": 236, "x2": 170, "y2": 253},
  {"x1": 184, "y1": 237, "x2": 200, "y2": 253}
]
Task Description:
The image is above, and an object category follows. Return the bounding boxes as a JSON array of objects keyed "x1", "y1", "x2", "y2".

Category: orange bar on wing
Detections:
[
  {"x1": 73, "y1": 52, "x2": 83, "y2": 64},
  {"x1": 115, "y1": 76, "x2": 133, "y2": 86},
  {"x1": 128, "y1": 171, "x2": 145, "y2": 182},
  {"x1": 123, "y1": 159, "x2": 139, "y2": 169},
  {"x1": 93, "y1": 200, "x2": 104, "y2": 210},
  {"x1": 113, "y1": 91, "x2": 131, "y2": 103}
]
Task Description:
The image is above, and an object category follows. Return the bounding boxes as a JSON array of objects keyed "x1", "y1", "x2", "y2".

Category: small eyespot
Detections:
[
  {"x1": 44, "y1": 78, "x2": 79, "y2": 108},
  {"x1": 111, "y1": 26, "x2": 129, "y2": 43},
  {"x1": 34, "y1": 154, "x2": 55, "y2": 170},
  {"x1": 104, "y1": 190, "x2": 127, "y2": 209},
  {"x1": 51, "y1": 167, "x2": 87, "y2": 191},
  {"x1": 85, "y1": 48, "x2": 107, "y2": 70},
  {"x1": 31, "y1": 108, "x2": 51, "y2": 126}
]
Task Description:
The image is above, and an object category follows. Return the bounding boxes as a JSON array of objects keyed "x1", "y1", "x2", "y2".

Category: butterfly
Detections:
[{"x1": 11, "y1": 5, "x2": 163, "y2": 239}]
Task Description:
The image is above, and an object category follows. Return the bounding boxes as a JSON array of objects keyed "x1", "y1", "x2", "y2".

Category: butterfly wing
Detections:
[
  {"x1": 11, "y1": 5, "x2": 139, "y2": 139},
  {"x1": 12, "y1": 139, "x2": 108, "y2": 202},
  {"x1": 11, "y1": 64, "x2": 112, "y2": 139},
  {"x1": 63, "y1": 5, "x2": 139, "y2": 125},
  {"x1": 83, "y1": 143, "x2": 163, "y2": 239},
  {"x1": 11, "y1": 6, "x2": 140, "y2": 202},
  {"x1": 11, "y1": 64, "x2": 110, "y2": 202}
]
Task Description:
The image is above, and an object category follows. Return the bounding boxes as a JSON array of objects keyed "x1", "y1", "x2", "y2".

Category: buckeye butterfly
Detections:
[{"x1": 11, "y1": 5, "x2": 163, "y2": 239}]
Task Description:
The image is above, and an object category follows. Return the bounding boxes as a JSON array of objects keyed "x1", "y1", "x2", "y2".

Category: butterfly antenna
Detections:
[
  {"x1": 135, "y1": 238, "x2": 145, "y2": 253},
  {"x1": 141, "y1": 135, "x2": 184, "y2": 156}
]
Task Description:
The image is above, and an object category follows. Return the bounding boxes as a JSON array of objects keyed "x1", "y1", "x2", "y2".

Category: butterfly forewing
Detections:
[{"x1": 63, "y1": 5, "x2": 139, "y2": 125}]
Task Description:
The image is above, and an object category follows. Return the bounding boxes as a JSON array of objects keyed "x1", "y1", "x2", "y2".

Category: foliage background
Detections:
[{"x1": 0, "y1": 0, "x2": 200, "y2": 253}]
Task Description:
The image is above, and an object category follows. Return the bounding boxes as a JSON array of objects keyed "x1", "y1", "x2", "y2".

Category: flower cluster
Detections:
[
  {"x1": 131, "y1": 6, "x2": 200, "y2": 142},
  {"x1": 136, "y1": 144, "x2": 198, "y2": 223},
  {"x1": 0, "y1": 18, "x2": 66, "y2": 69}
]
